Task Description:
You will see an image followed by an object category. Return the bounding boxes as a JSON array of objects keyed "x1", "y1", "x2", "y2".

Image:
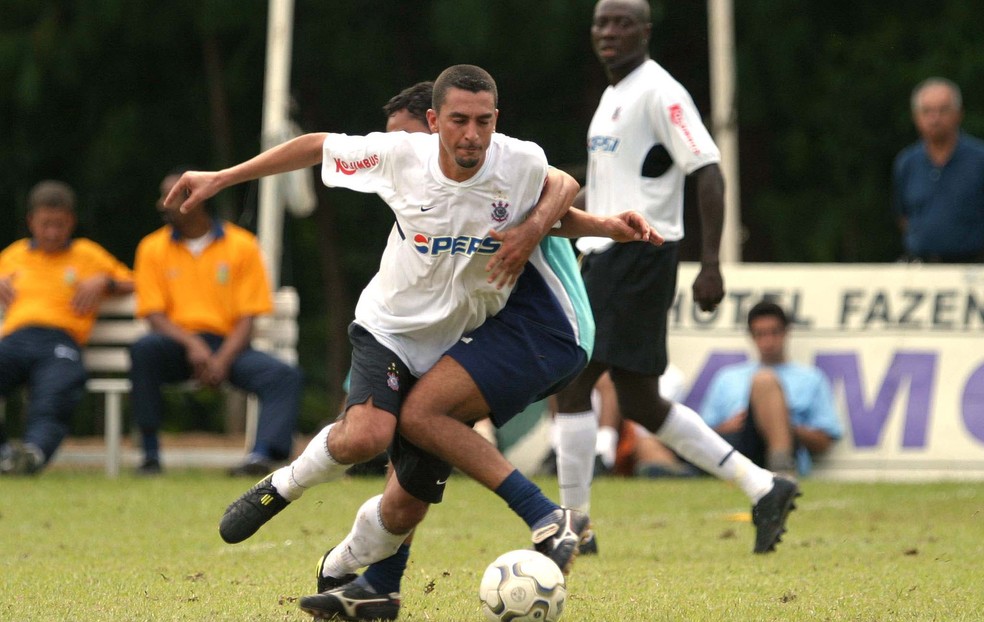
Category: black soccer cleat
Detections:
[
  {"x1": 299, "y1": 579, "x2": 400, "y2": 621},
  {"x1": 751, "y1": 475, "x2": 801, "y2": 553},
  {"x1": 218, "y1": 474, "x2": 290, "y2": 543},
  {"x1": 531, "y1": 508, "x2": 591, "y2": 575},
  {"x1": 316, "y1": 548, "x2": 358, "y2": 594}
]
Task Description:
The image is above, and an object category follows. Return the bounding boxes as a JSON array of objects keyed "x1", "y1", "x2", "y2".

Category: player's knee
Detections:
[
  {"x1": 345, "y1": 431, "x2": 390, "y2": 463},
  {"x1": 330, "y1": 413, "x2": 393, "y2": 463},
  {"x1": 396, "y1": 400, "x2": 428, "y2": 435},
  {"x1": 381, "y1": 497, "x2": 428, "y2": 534}
]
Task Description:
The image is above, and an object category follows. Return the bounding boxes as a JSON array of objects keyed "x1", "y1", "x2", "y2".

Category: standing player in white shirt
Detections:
[
  {"x1": 553, "y1": 0, "x2": 800, "y2": 556},
  {"x1": 167, "y1": 65, "x2": 660, "y2": 620}
]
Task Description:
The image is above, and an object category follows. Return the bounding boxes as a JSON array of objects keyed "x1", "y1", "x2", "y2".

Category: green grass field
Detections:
[{"x1": 1, "y1": 471, "x2": 982, "y2": 621}]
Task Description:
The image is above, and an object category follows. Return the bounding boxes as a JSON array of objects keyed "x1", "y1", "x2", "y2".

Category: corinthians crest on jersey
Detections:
[
  {"x1": 490, "y1": 189, "x2": 510, "y2": 223},
  {"x1": 491, "y1": 199, "x2": 510, "y2": 223}
]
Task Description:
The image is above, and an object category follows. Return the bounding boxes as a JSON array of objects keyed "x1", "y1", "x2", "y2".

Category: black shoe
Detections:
[
  {"x1": 751, "y1": 475, "x2": 801, "y2": 553},
  {"x1": 316, "y1": 548, "x2": 358, "y2": 594},
  {"x1": 531, "y1": 508, "x2": 591, "y2": 575},
  {"x1": 228, "y1": 453, "x2": 275, "y2": 477},
  {"x1": 299, "y1": 579, "x2": 400, "y2": 621},
  {"x1": 0, "y1": 442, "x2": 42, "y2": 476},
  {"x1": 219, "y1": 474, "x2": 290, "y2": 543},
  {"x1": 136, "y1": 458, "x2": 162, "y2": 476},
  {"x1": 577, "y1": 529, "x2": 599, "y2": 555}
]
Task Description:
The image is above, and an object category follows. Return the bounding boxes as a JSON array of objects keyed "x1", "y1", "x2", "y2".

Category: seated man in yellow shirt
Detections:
[
  {"x1": 0, "y1": 180, "x2": 134, "y2": 475},
  {"x1": 129, "y1": 170, "x2": 301, "y2": 475}
]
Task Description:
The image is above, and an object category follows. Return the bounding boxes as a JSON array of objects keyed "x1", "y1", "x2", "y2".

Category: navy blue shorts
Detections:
[{"x1": 447, "y1": 267, "x2": 588, "y2": 428}]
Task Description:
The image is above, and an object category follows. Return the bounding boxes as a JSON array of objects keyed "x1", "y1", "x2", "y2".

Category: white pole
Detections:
[
  {"x1": 258, "y1": 0, "x2": 295, "y2": 287},
  {"x1": 707, "y1": 0, "x2": 741, "y2": 263}
]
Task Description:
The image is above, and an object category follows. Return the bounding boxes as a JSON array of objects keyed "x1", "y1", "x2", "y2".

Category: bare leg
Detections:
[{"x1": 397, "y1": 356, "x2": 513, "y2": 490}]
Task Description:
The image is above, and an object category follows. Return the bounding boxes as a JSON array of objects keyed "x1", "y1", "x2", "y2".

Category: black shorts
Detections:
[
  {"x1": 581, "y1": 241, "x2": 679, "y2": 374},
  {"x1": 345, "y1": 323, "x2": 451, "y2": 504}
]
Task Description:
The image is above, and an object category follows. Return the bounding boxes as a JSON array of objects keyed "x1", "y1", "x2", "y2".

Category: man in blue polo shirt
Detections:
[{"x1": 893, "y1": 77, "x2": 984, "y2": 263}]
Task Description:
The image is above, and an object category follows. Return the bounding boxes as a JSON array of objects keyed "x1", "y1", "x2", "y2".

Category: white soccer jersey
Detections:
[
  {"x1": 322, "y1": 131, "x2": 564, "y2": 376},
  {"x1": 577, "y1": 59, "x2": 721, "y2": 254}
]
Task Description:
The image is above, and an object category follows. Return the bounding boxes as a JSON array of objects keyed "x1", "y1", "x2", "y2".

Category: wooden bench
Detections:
[{"x1": 2, "y1": 287, "x2": 299, "y2": 477}]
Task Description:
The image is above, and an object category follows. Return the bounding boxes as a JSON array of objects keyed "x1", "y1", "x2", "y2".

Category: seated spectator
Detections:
[
  {"x1": 0, "y1": 180, "x2": 134, "y2": 475},
  {"x1": 699, "y1": 301, "x2": 842, "y2": 476},
  {"x1": 129, "y1": 170, "x2": 301, "y2": 476}
]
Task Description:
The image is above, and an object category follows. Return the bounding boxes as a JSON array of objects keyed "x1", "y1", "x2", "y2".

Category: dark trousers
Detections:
[
  {"x1": 129, "y1": 332, "x2": 301, "y2": 461},
  {"x1": 0, "y1": 327, "x2": 87, "y2": 462}
]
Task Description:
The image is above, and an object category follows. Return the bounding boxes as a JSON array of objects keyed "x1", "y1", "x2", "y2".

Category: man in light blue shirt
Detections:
[{"x1": 700, "y1": 301, "x2": 842, "y2": 476}]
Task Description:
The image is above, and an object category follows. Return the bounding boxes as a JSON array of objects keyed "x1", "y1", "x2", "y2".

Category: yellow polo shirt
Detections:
[
  {"x1": 134, "y1": 221, "x2": 273, "y2": 335},
  {"x1": 0, "y1": 238, "x2": 133, "y2": 345}
]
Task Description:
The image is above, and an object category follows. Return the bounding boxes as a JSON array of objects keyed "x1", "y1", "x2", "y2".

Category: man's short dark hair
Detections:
[
  {"x1": 28, "y1": 180, "x2": 76, "y2": 213},
  {"x1": 432, "y1": 64, "x2": 498, "y2": 111},
  {"x1": 747, "y1": 300, "x2": 789, "y2": 330},
  {"x1": 383, "y1": 81, "x2": 433, "y2": 125}
]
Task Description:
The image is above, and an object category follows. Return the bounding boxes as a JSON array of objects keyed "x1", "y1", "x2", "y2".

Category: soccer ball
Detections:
[{"x1": 478, "y1": 549, "x2": 567, "y2": 622}]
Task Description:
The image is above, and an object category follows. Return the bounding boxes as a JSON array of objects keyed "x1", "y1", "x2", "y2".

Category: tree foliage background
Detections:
[{"x1": 2, "y1": 0, "x2": 983, "y2": 431}]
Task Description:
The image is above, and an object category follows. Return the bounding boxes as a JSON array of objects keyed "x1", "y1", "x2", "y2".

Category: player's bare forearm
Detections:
[
  {"x1": 552, "y1": 209, "x2": 663, "y2": 245},
  {"x1": 167, "y1": 132, "x2": 327, "y2": 213},
  {"x1": 485, "y1": 167, "x2": 579, "y2": 288},
  {"x1": 692, "y1": 163, "x2": 725, "y2": 310},
  {"x1": 694, "y1": 163, "x2": 725, "y2": 267},
  {"x1": 526, "y1": 167, "x2": 579, "y2": 236}
]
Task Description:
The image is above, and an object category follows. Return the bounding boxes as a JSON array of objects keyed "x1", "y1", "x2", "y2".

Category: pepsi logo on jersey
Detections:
[{"x1": 412, "y1": 234, "x2": 501, "y2": 256}]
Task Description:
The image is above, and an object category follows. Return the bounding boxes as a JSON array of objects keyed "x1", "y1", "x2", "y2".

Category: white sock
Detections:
[
  {"x1": 595, "y1": 425, "x2": 618, "y2": 469},
  {"x1": 555, "y1": 410, "x2": 597, "y2": 514},
  {"x1": 320, "y1": 495, "x2": 410, "y2": 578},
  {"x1": 271, "y1": 423, "x2": 344, "y2": 501},
  {"x1": 656, "y1": 403, "x2": 774, "y2": 503}
]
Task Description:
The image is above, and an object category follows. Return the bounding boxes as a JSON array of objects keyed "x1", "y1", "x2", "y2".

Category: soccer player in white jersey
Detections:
[
  {"x1": 166, "y1": 65, "x2": 660, "y2": 620},
  {"x1": 553, "y1": 0, "x2": 801, "y2": 557}
]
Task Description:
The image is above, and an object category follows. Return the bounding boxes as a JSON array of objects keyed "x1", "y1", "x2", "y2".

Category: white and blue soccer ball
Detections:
[{"x1": 478, "y1": 549, "x2": 567, "y2": 622}]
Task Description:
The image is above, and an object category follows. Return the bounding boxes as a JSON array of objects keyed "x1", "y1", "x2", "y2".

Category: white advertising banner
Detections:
[{"x1": 668, "y1": 262, "x2": 984, "y2": 480}]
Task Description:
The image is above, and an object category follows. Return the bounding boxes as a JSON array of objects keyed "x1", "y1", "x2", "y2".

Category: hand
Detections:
[
  {"x1": 199, "y1": 355, "x2": 231, "y2": 387},
  {"x1": 692, "y1": 263, "x2": 724, "y2": 312},
  {"x1": 485, "y1": 226, "x2": 538, "y2": 290},
  {"x1": 0, "y1": 276, "x2": 15, "y2": 309},
  {"x1": 605, "y1": 211, "x2": 664, "y2": 245},
  {"x1": 71, "y1": 275, "x2": 111, "y2": 315},
  {"x1": 716, "y1": 410, "x2": 747, "y2": 435},
  {"x1": 164, "y1": 171, "x2": 222, "y2": 214},
  {"x1": 184, "y1": 337, "x2": 214, "y2": 382}
]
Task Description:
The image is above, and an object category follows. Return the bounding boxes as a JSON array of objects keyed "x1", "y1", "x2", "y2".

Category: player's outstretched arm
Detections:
[
  {"x1": 552, "y1": 208, "x2": 663, "y2": 245},
  {"x1": 165, "y1": 132, "x2": 329, "y2": 213}
]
